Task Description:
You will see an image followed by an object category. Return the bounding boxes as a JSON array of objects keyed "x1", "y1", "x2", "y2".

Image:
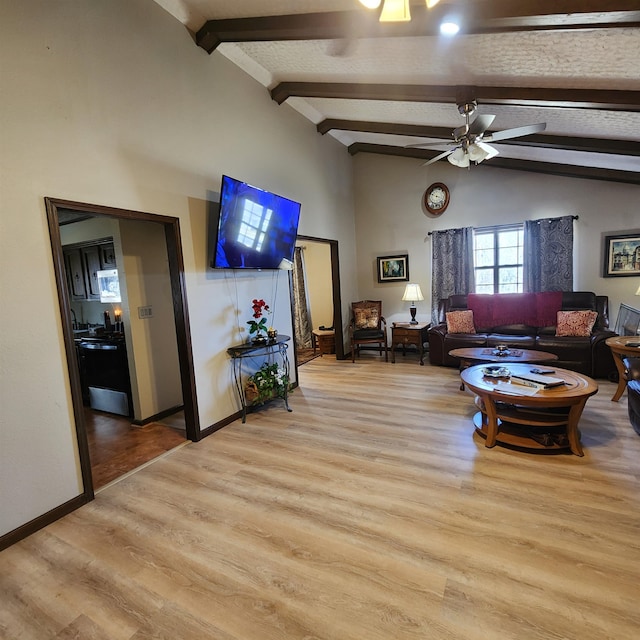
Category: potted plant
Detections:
[{"x1": 244, "y1": 362, "x2": 289, "y2": 405}]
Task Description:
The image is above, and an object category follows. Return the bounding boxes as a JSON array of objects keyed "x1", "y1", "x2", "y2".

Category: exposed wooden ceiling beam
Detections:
[
  {"x1": 272, "y1": 83, "x2": 640, "y2": 112},
  {"x1": 196, "y1": 3, "x2": 640, "y2": 53},
  {"x1": 317, "y1": 119, "x2": 640, "y2": 156},
  {"x1": 347, "y1": 143, "x2": 640, "y2": 185}
]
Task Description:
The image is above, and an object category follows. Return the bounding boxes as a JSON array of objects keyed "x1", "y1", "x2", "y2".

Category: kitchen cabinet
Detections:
[{"x1": 63, "y1": 240, "x2": 115, "y2": 301}]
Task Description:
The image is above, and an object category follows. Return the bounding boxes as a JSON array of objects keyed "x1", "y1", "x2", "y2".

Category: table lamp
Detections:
[{"x1": 401, "y1": 283, "x2": 424, "y2": 324}]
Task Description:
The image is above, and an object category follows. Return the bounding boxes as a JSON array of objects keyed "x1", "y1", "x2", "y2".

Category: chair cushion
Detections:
[
  {"x1": 353, "y1": 329, "x2": 384, "y2": 340},
  {"x1": 556, "y1": 310, "x2": 598, "y2": 337},
  {"x1": 354, "y1": 306, "x2": 379, "y2": 329},
  {"x1": 446, "y1": 310, "x2": 476, "y2": 334}
]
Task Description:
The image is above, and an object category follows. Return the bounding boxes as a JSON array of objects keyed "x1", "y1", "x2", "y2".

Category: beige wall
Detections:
[
  {"x1": 300, "y1": 241, "x2": 333, "y2": 331},
  {"x1": 353, "y1": 154, "x2": 640, "y2": 327},
  {"x1": 0, "y1": 0, "x2": 358, "y2": 537}
]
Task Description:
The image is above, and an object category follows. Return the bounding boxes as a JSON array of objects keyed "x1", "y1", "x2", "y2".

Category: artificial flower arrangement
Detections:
[
  {"x1": 247, "y1": 299, "x2": 277, "y2": 342},
  {"x1": 245, "y1": 362, "x2": 289, "y2": 405}
]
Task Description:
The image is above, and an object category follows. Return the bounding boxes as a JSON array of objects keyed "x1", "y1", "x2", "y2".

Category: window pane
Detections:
[
  {"x1": 475, "y1": 269, "x2": 494, "y2": 285},
  {"x1": 499, "y1": 246, "x2": 519, "y2": 264},
  {"x1": 498, "y1": 267, "x2": 521, "y2": 293},
  {"x1": 475, "y1": 248, "x2": 494, "y2": 267},
  {"x1": 474, "y1": 233, "x2": 494, "y2": 250},
  {"x1": 476, "y1": 284, "x2": 494, "y2": 294},
  {"x1": 499, "y1": 230, "x2": 520, "y2": 247}
]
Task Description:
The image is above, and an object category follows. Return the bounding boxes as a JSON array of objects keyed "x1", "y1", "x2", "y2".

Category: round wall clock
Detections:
[{"x1": 424, "y1": 182, "x2": 450, "y2": 215}]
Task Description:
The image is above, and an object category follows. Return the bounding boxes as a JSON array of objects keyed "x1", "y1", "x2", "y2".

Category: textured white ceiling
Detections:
[{"x1": 153, "y1": 0, "x2": 640, "y2": 174}]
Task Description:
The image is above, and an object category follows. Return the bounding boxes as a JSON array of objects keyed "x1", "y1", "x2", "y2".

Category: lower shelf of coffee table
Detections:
[{"x1": 472, "y1": 412, "x2": 572, "y2": 452}]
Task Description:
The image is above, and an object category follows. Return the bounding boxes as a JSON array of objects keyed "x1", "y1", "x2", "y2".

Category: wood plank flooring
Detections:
[{"x1": 1, "y1": 357, "x2": 639, "y2": 639}]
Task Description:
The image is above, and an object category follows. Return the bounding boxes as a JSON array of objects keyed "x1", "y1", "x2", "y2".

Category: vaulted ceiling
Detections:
[{"x1": 153, "y1": 0, "x2": 640, "y2": 183}]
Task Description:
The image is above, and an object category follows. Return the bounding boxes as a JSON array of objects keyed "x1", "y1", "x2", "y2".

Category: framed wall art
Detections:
[
  {"x1": 603, "y1": 233, "x2": 640, "y2": 277},
  {"x1": 377, "y1": 254, "x2": 409, "y2": 283}
]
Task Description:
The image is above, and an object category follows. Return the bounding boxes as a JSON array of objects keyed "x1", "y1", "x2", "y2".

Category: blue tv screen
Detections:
[{"x1": 212, "y1": 175, "x2": 301, "y2": 269}]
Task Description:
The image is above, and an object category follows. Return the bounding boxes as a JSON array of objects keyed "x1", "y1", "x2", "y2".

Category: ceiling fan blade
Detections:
[
  {"x1": 406, "y1": 140, "x2": 453, "y2": 149},
  {"x1": 468, "y1": 114, "x2": 496, "y2": 136},
  {"x1": 422, "y1": 149, "x2": 455, "y2": 166},
  {"x1": 485, "y1": 122, "x2": 546, "y2": 142}
]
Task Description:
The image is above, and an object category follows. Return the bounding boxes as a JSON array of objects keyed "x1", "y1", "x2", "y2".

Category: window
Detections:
[{"x1": 473, "y1": 225, "x2": 524, "y2": 294}]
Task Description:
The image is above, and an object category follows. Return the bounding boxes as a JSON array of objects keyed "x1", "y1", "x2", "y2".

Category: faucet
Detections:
[{"x1": 70, "y1": 308, "x2": 78, "y2": 330}]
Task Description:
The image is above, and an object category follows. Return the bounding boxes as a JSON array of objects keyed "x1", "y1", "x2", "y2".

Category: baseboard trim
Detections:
[
  {"x1": 131, "y1": 404, "x2": 184, "y2": 427},
  {"x1": 0, "y1": 493, "x2": 89, "y2": 551}
]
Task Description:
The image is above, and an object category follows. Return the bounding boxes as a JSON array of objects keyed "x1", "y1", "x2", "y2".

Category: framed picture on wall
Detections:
[
  {"x1": 603, "y1": 233, "x2": 640, "y2": 277},
  {"x1": 377, "y1": 254, "x2": 409, "y2": 283}
]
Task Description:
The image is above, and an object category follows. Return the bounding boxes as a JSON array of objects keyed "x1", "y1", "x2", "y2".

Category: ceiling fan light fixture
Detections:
[
  {"x1": 448, "y1": 147, "x2": 470, "y2": 168},
  {"x1": 358, "y1": 0, "x2": 382, "y2": 9},
  {"x1": 426, "y1": 0, "x2": 441, "y2": 8},
  {"x1": 379, "y1": 0, "x2": 411, "y2": 22}
]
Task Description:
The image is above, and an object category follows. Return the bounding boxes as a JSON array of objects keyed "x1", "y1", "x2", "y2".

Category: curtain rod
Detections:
[{"x1": 427, "y1": 215, "x2": 579, "y2": 236}]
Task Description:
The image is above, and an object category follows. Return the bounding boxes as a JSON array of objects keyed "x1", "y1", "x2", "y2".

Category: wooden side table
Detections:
[
  {"x1": 312, "y1": 329, "x2": 335, "y2": 356},
  {"x1": 605, "y1": 336, "x2": 640, "y2": 401},
  {"x1": 391, "y1": 322, "x2": 430, "y2": 365}
]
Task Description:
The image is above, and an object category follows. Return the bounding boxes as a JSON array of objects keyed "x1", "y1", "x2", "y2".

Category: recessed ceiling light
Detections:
[{"x1": 440, "y1": 21, "x2": 460, "y2": 35}]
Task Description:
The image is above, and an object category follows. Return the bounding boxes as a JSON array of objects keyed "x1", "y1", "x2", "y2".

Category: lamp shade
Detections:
[
  {"x1": 402, "y1": 283, "x2": 424, "y2": 302},
  {"x1": 278, "y1": 257, "x2": 294, "y2": 271},
  {"x1": 358, "y1": 0, "x2": 381, "y2": 8},
  {"x1": 379, "y1": 0, "x2": 411, "y2": 22},
  {"x1": 636, "y1": 286, "x2": 640, "y2": 295}
]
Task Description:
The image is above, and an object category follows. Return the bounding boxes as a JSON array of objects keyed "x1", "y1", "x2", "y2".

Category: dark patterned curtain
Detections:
[
  {"x1": 430, "y1": 227, "x2": 475, "y2": 325},
  {"x1": 292, "y1": 247, "x2": 313, "y2": 349},
  {"x1": 524, "y1": 216, "x2": 574, "y2": 292}
]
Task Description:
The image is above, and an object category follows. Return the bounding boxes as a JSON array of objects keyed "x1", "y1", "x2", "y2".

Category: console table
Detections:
[
  {"x1": 227, "y1": 335, "x2": 292, "y2": 423},
  {"x1": 391, "y1": 322, "x2": 430, "y2": 365}
]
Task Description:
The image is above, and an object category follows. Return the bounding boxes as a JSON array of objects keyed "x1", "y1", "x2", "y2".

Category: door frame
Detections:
[
  {"x1": 292, "y1": 235, "x2": 344, "y2": 363},
  {"x1": 45, "y1": 197, "x2": 201, "y2": 501}
]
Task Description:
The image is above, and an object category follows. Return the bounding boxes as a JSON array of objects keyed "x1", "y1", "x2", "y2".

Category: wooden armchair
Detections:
[{"x1": 349, "y1": 300, "x2": 388, "y2": 363}]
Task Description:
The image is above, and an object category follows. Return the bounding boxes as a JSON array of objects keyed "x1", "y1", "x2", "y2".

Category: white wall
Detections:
[
  {"x1": 353, "y1": 154, "x2": 640, "y2": 327},
  {"x1": 0, "y1": 0, "x2": 358, "y2": 537}
]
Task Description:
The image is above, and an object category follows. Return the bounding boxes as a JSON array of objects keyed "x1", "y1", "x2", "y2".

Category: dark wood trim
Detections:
[
  {"x1": 45, "y1": 201, "x2": 95, "y2": 502},
  {"x1": 164, "y1": 220, "x2": 201, "y2": 442},
  {"x1": 295, "y1": 235, "x2": 345, "y2": 361},
  {"x1": 0, "y1": 494, "x2": 89, "y2": 551},
  {"x1": 271, "y1": 83, "x2": 640, "y2": 111},
  {"x1": 196, "y1": 3, "x2": 640, "y2": 53},
  {"x1": 347, "y1": 143, "x2": 640, "y2": 184},
  {"x1": 318, "y1": 119, "x2": 640, "y2": 157},
  {"x1": 37, "y1": 197, "x2": 202, "y2": 547},
  {"x1": 130, "y1": 404, "x2": 185, "y2": 427}
]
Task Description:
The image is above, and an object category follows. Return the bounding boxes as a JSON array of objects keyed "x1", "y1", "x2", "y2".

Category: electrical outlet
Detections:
[{"x1": 138, "y1": 305, "x2": 153, "y2": 319}]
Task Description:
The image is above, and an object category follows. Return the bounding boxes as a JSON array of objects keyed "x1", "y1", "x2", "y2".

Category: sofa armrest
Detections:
[
  {"x1": 427, "y1": 323, "x2": 448, "y2": 365},
  {"x1": 590, "y1": 329, "x2": 618, "y2": 379}
]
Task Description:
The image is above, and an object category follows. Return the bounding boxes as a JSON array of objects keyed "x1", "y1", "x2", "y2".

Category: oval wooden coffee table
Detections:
[
  {"x1": 460, "y1": 363, "x2": 598, "y2": 456},
  {"x1": 605, "y1": 336, "x2": 640, "y2": 401},
  {"x1": 449, "y1": 347, "x2": 558, "y2": 390}
]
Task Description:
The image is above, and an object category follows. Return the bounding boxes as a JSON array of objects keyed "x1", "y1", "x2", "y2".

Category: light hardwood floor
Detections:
[{"x1": 1, "y1": 357, "x2": 639, "y2": 639}]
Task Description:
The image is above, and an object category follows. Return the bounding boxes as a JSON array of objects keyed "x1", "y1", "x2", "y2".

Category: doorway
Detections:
[
  {"x1": 46, "y1": 198, "x2": 200, "y2": 499},
  {"x1": 292, "y1": 235, "x2": 344, "y2": 366}
]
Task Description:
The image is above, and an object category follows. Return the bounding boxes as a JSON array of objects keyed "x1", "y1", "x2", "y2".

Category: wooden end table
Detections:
[
  {"x1": 460, "y1": 363, "x2": 598, "y2": 456},
  {"x1": 391, "y1": 322, "x2": 430, "y2": 365},
  {"x1": 312, "y1": 329, "x2": 335, "y2": 356},
  {"x1": 605, "y1": 336, "x2": 640, "y2": 401}
]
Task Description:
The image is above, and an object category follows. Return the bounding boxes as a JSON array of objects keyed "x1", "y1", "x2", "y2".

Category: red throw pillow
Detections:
[
  {"x1": 556, "y1": 310, "x2": 598, "y2": 337},
  {"x1": 446, "y1": 310, "x2": 476, "y2": 334}
]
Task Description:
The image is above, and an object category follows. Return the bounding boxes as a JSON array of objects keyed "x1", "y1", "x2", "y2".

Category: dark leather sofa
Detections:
[
  {"x1": 428, "y1": 291, "x2": 617, "y2": 379},
  {"x1": 623, "y1": 357, "x2": 640, "y2": 435}
]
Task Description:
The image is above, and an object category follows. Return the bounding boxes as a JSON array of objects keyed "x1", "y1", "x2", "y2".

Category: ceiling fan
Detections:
[{"x1": 409, "y1": 101, "x2": 547, "y2": 167}]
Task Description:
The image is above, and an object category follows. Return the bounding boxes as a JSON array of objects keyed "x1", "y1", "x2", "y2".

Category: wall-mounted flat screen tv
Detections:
[{"x1": 211, "y1": 175, "x2": 301, "y2": 269}]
